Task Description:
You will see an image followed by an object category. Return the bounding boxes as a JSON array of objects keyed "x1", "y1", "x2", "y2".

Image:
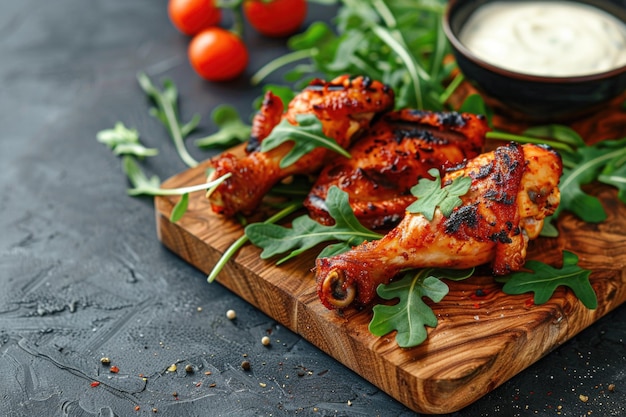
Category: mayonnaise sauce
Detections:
[{"x1": 458, "y1": 1, "x2": 626, "y2": 77}]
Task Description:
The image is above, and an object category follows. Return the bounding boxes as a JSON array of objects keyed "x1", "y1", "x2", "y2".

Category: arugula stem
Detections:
[
  {"x1": 371, "y1": 25, "x2": 426, "y2": 109},
  {"x1": 486, "y1": 131, "x2": 575, "y2": 154},
  {"x1": 207, "y1": 201, "x2": 302, "y2": 283},
  {"x1": 560, "y1": 147, "x2": 626, "y2": 192},
  {"x1": 439, "y1": 73, "x2": 464, "y2": 105},
  {"x1": 137, "y1": 72, "x2": 199, "y2": 168},
  {"x1": 372, "y1": 0, "x2": 397, "y2": 28},
  {"x1": 130, "y1": 173, "x2": 231, "y2": 196},
  {"x1": 251, "y1": 49, "x2": 316, "y2": 86}
]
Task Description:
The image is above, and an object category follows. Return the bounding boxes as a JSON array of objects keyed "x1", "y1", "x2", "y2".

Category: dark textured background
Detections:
[{"x1": 0, "y1": 1, "x2": 624, "y2": 416}]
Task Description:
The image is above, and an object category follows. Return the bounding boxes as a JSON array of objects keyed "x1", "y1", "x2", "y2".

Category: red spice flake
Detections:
[
  {"x1": 134, "y1": 406, "x2": 140, "y2": 411},
  {"x1": 110, "y1": 365, "x2": 120, "y2": 374},
  {"x1": 90, "y1": 381, "x2": 100, "y2": 388},
  {"x1": 195, "y1": 382, "x2": 202, "y2": 387},
  {"x1": 524, "y1": 297, "x2": 535, "y2": 308},
  {"x1": 473, "y1": 303, "x2": 480, "y2": 309}
]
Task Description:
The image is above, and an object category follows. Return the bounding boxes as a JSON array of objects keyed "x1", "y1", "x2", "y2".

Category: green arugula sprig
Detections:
[
  {"x1": 137, "y1": 72, "x2": 200, "y2": 168},
  {"x1": 245, "y1": 186, "x2": 382, "y2": 263},
  {"x1": 122, "y1": 156, "x2": 231, "y2": 222},
  {"x1": 96, "y1": 122, "x2": 159, "y2": 158},
  {"x1": 251, "y1": 0, "x2": 451, "y2": 110},
  {"x1": 497, "y1": 251, "x2": 597, "y2": 309},
  {"x1": 369, "y1": 268, "x2": 474, "y2": 348},
  {"x1": 260, "y1": 114, "x2": 351, "y2": 168},
  {"x1": 407, "y1": 168, "x2": 471, "y2": 220},
  {"x1": 194, "y1": 104, "x2": 251, "y2": 149}
]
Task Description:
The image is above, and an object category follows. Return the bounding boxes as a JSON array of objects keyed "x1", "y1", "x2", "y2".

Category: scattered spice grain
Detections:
[
  {"x1": 241, "y1": 360, "x2": 251, "y2": 371},
  {"x1": 226, "y1": 309, "x2": 236, "y2": 320},
  {"x1": 110, "y1": 365, "x2": 120, "y2": 374},
  {"x1": 100, "y1": 357, "x2": 111, "y2": 365}
]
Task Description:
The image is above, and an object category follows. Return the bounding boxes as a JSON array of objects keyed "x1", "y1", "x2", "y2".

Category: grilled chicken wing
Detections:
[
  {"x1": 207, "y1": 75, "x2": 395, "y2": 217},
  {"x1": 315, "y1": 142, "x2": 563, "y2": 310},
  {"x1": 304, "y1": 109, "x2": 489, "y2": 229}
]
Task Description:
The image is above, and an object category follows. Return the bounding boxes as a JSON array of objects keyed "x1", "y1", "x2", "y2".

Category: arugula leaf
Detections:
[
  {"x1": 406, "y1": 168, "x2": 471, "y2": 220},
  {"x1": 122, "y1": 156, "x2": 162, "y2": 196},
  {"x1": 497, "y1": 251, "x2": 597, "y2": 309},
  {"x1": 598, "y1": 147, "x2": 626, "y2": 204},
  {"x1": 195, "y1": 105, "x2": 251, "y2": 148},
  {"x1": 137, "y1": 72, "x2": 199, "y2": 168},
  {"x1": 369, "y1": 268, "x2": 474, "y2": 348},
  {"x1": 260, "y1": 114, "x2": 351, "y2": 168},
  {"x1": 245, "y1": 186, "x2": 382, "y2": 263},
  {"x1": 121, "y1": 156, "x2": 231, "y2": 198},
  {"x1": 555, "y1": 138, "x2": 626, "y2": 222},
  {"x1": 97, "y1": 122, "x2": 158, "y2": 158},
  {"x1": 170, "y1": 193, "x2": 189, "y2": 223},
  {"x1": 459, "y1": 93, "x2": 491, "y2": 122}
]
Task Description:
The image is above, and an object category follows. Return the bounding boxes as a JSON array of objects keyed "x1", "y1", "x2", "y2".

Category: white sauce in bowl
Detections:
[{"x1": 459, "y1": 1, "x2": 626, "y2": 77}]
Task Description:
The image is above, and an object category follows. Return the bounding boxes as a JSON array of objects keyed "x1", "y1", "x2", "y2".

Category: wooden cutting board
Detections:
[{"x1": 154, "y1": 150, "x2": 626, "y2": 414}]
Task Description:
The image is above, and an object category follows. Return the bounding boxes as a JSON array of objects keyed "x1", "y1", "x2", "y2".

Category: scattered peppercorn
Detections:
[
  {"x1": 261, "y1": 336, "x2": 271, "y2": 346},
  {"x1": 100, "y1": 357, "x2": 111, "y2": 365},
  {"x1": 152, "y1": 407, "x2": 158, "y2": 413},
  {"x1": 241, "y1": 360, "x2": 251, "y2": 371},
  {"x1": 608, "y1": 383, "x2": 616, "y2": 392},
  {"x1": 185, "y1": 364, "x2": 194, "y2": 373},
  {"x1": 226, "y1": 309, "x2": 236, "y2": 320}
]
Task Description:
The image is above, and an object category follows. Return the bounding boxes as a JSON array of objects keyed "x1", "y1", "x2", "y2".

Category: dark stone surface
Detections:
[{"x1": 0, "y1": 1, "x2": 624, "y2": 416}]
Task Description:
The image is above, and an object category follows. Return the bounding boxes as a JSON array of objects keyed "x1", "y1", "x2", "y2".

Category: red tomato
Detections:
[
  {"x1": 188, "y1": 28, "x2": 249, "y2": 81},
  {"x1": 243, "y1": 0, "x2": 307, "y2": 37},
  {"x1": 168, "y1": 0, "x2": 221, "y2": 36}
]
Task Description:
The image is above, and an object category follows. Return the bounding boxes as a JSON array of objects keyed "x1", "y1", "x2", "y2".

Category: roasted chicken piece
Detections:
[
  {"x1": 206, "y1": 75, "x2": 395, "y2": 217},
  {"x1": 304, "y1": 109, "x2": 489, "y2": 229},
  {"x1": 316, "y1": 142, "x2": 563, "y2": 310}
]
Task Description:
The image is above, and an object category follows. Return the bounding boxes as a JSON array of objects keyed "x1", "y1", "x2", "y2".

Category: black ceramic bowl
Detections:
[{"x1": 443, "y1": 0, "x2": 626, "y2": 121}]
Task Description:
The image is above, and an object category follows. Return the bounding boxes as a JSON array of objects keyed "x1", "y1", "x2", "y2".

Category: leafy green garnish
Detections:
[
  {"x1": 207, "y1": 202, "x2": 303, "y2": 283},
  {"x1": 555, "y1": 138, "x2": 626, "y2": 223},
  {"x1": 369, "y1": 268, "x2": 474, "y2": 348},
  {"x1": 170, "y1": 193, "x2": 189, "y2": 223},
  {"x1": 137, "y1": 72, "x2": 200, "y2": 168},
  {"x1": 406, "y1": 168, "x2": 471, "y2": 220},
  {"x1": 497, "y1": 251, "x2": 597, "y2": 309},
  {"x1": 245, "y1": 186, "x2": 382, "y2": 264},
  {"x1": 121, "y1": 156, "x2": 231, "y2": 197},
  {"x1": 251, "y1": 0, "x2": 450, "y2": 110},
  {"x1": 260, "y1": 114, "x2": 351, "y2": 168},
  {"x1": 195, "y1": 104, "x2": 251, "y2": 148},
  {"x1": 599, "y1": 154, "x2": 626, "y2": 203},
  {"x1": 96, "y1": 122, "x2": 158, "y2": 158}
]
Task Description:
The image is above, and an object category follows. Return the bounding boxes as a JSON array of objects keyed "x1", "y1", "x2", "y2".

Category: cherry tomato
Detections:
[
  {"x1": 243, "y1": 0, "x2": 307, "y2": 38},
  {"x1": 188, "y1": 28, "x2": 249, "y2": 81},
  {"x1": 168, "y1": 0, "x2": 221, "y2": 36}
]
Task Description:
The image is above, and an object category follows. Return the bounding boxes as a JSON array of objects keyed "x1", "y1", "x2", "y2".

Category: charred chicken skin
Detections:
[
  {"x1": 316, "y1": 142, "x2": 563, "y2": 310},
  {"x1": 206, "y1": 75, "x2": 395, "y2": 217},
  {"x1": 304, "y1": 109, "x2": 489, "y2": 230}
]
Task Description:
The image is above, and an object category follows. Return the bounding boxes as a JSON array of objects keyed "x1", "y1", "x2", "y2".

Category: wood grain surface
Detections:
[{"x1": 154, "y1": 145, "x2": 626, "y2": 414}]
